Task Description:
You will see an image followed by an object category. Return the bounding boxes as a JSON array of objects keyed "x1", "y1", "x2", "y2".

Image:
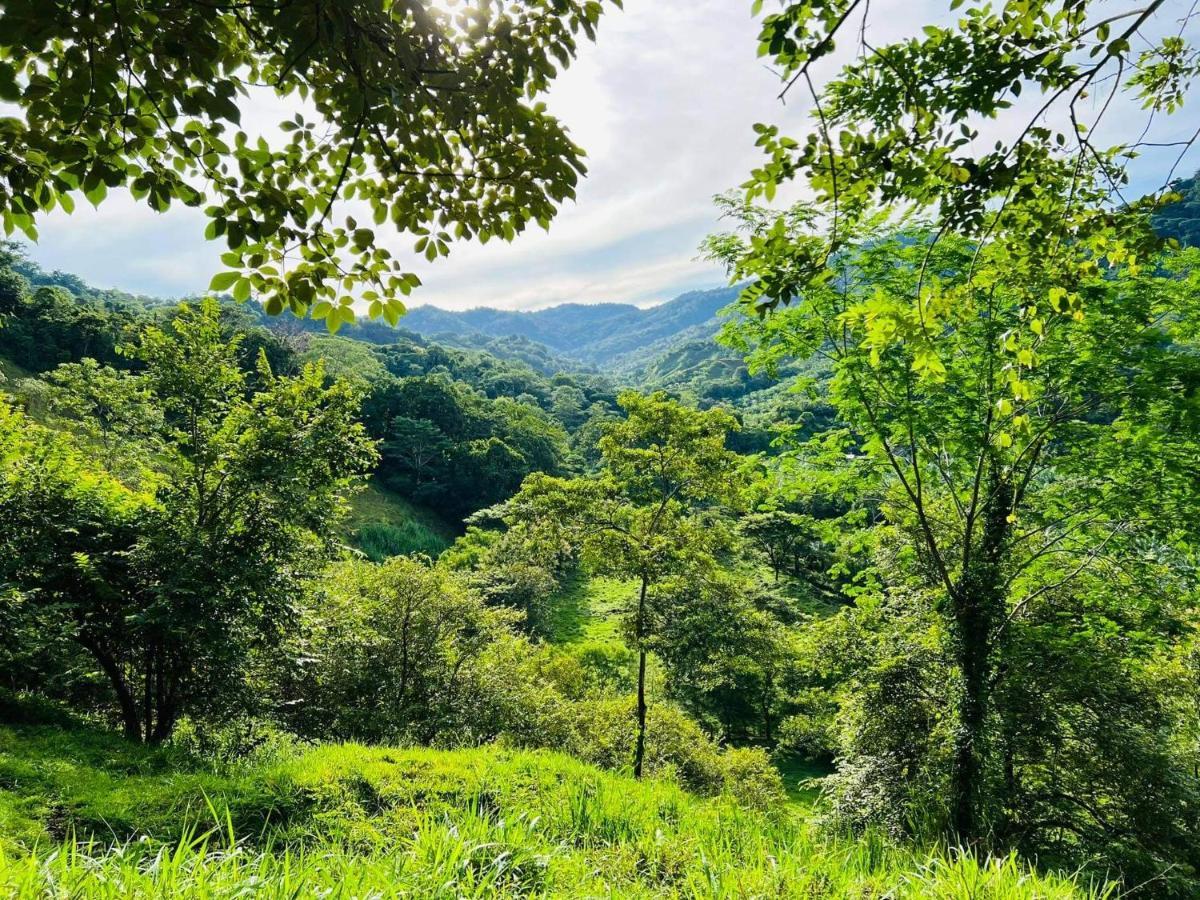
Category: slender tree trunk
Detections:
[
  {"x1": 142, "y1": 641, "x2": 154, "y2": 743},
  {"x1": 633, "y1": 575, "x2": 648, "y2": 779},
  {"x1": 763, "y1": 672, "x2": 775, "y2": 746},
  {"x1": 150, "y1": 661, "x2": 177, "y2": 744}
]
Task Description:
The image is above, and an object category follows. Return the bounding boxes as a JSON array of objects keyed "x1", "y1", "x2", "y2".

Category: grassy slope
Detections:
[
  {"x1": 0, "y1": 702, "x2": 1105, "y2": 898},
  {"x1": 0, "y1": 354, "x2": 33, "y2": 382},
  {"x1": 344, "y1": 477, "x2": 458, "y2": 559},
  {"x1": 543, "y1": 573, "x2": 632, "y2": 647}
]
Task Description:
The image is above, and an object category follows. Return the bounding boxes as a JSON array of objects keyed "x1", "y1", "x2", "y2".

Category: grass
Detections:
[
  {"x1": 0, "y1": 701, "x2": 1111, "y2": 898},
  {"x1": 776, "y1": 755, "x2": 836, "y2": 807},
  {"x1": 544, "y1": 573, "x2": 634, "y2": 647},
  {"x1": 344, "y1": 478, "x2": 457, "y2": 560},
  {"x1": 0, "y1": 354, "x2": 33, "y2": 382}
]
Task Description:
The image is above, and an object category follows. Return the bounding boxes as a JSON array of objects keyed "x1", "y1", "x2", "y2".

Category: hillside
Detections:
[
  {"x1": 345, "y1": 478, "x2": 458, "y2": 559},
  {"x1": 400, "y1": 285, "x2": 742, "y2": 368},
  {"x1": 0, "y1": 700, "x2": 1103, "y2": 899}
]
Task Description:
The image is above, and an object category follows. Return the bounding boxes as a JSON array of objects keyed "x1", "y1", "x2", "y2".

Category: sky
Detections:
[{"x1": 19, "y1": 0, "x2": 1200, "y2": 311}]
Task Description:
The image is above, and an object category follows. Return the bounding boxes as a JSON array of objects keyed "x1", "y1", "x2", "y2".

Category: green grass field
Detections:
[
  {"x1": 0, "y1": 698, "x2": 1110, "y2": 898},
  {"x1": 344, "y1": 478, "x2": 458, "y2": 560},
  {"x1": 543, "y1": 573, "x2": 633, "y2": 646}
]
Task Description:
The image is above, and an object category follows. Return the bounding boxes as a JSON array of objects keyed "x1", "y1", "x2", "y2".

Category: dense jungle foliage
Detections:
[{"x1": 3, "y1": 0, "x2": 1200, "y2": 897}]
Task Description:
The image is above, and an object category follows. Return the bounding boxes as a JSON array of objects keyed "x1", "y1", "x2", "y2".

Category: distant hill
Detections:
[
  {"x1": 400, "y1": 284, "x2": 743, "y2": 368},
  {"x1": 1154, "y1": 168, "x2": 1200, "y2": 247}
]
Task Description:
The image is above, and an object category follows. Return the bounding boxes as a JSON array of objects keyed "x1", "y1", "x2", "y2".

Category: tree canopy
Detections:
[
  {"x1": 0, "y1": 0, "x2": 615, "y2": 327},
  {"x1": 741, "y1": 0, "x2": 1197, "y2": 315}
]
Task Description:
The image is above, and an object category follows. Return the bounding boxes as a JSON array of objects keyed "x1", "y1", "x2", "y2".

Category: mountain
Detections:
[
  {"x1": 399, "y1": 284, "x2": 743, "y2": 368},
  {"x1": 1153, "y1": 168, "x2": 1200, "y2": 247}
]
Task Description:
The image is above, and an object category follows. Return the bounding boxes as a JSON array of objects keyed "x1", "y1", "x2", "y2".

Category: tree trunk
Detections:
[
  {"x1": 948, "y1": 477, "x2": 1012, "y2": 844},
  {"x1": 950, "y1": 602, "x2": 990, "y2": 842},
  {"x1": 633, "y1": 575, "x2": 648, "y2": 779},
  {"x1": 149, "y1": 657, "x2": 179, "y2": 744},
  {"x1": 81, "y1": 638, "x2": 142, "y2": 741},
  {"x1": 762, "y1": 672, "x2": 775, "y2": 746},
  {"x1": 142, "y1": 642, "x2": 154, "y2": 742}
]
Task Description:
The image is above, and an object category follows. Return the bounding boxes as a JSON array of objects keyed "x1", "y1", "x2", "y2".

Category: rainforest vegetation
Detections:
[{"x1": 3, "y1": 0, "x2": 1200, "y2": 897}]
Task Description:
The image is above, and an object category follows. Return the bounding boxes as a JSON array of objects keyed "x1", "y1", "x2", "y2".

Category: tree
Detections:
[
  {"x1": 708, "y1": 212, "x2": 1200, "y2": 878},
  {"x1": 740, "y1": 508, "x2": 821, "y2": 582},
  {"x1": 650, "y1": 572, "x2": 796, "y2": 746},
  {"x1": 500, "y1": 391, "x2": 744, "y2": 777},
  {"x1": 1154, "y1": 168, "x2": 1200, "y2": 247},
  {"x1": 740, "y1": 0, "x2": 1196, "y2": 320},
  {"x1": 0, "y1": 0, "x2": 616, "y2": 327},
  {"x1": 384, "y1": 415, "x2": 452, "y2": 492},
  {"x1": 125, "y1": 301, "x2": 376, "y2": 740},
  {"x1": 1, "y1": 300, "x2": 377, "y2": 741},
  {"x1": 276, "y1": 556, "x2": 519, "y2": 744},
  {"x1": 45, "y1": 359, "x2": 161, "y2": 477},
  {"x1": 0, "y1": 250, "x2": 26, "y2": 323},
  {"x1": 0, "y1": 398, "x2": 146, "y2": 716}
]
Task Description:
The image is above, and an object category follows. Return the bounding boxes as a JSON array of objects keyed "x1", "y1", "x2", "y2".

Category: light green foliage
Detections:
[
  {"x1": 0, "y1": 1, "x2": 618, "y2": 326},
  {"x1": 0, "y1": 400, "x2": 147, "y2": 705},
  {"x1": 708, "y1": 209, "x2": 1200, "y2": 889},
  {"x1": 0, "y1": 705, "x2": 1107, "y2": 899},
  {"x1": 265, "y1": 555, "x2": 764, "y2": 795},
  {"x1": 742, "y1": 0, "x2": 1193, "y2": 320},
  {"x1": 44, "y1": 359, "x2": 162, "y2": 480}
]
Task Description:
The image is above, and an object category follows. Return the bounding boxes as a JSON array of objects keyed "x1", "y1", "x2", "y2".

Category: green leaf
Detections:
[{"x1": 208, "y1": 271, "x2": 239, "y2": 292}]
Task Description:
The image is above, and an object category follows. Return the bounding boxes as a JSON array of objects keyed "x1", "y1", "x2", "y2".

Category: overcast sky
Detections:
[{"x1": 19, "y1": 0, "x2": 1200, "y2": 311}]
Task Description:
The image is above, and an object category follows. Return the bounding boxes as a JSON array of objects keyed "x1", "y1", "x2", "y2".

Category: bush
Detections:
[
  {"x1": 718, "y1": 746, "x2": 787, "y2": 809},
  {"x1": 274, "y1": 557, "x2": 520, "y2": 744},
  {"x1": 169, "y1": 717, "x2": 308, "y2": 767},
  {"x1": 566, "y1": 698, "x2": 783, "y2": 807}
]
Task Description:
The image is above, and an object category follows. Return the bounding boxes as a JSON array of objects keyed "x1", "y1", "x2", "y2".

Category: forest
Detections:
[{"x1": 2, "y1": 0, "x2": 1200, "y2": 897}]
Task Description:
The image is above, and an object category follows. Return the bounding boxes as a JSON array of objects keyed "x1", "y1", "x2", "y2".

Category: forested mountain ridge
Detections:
[{"x1": 400, "y1": 284, "x2": 742, "y2": 367}]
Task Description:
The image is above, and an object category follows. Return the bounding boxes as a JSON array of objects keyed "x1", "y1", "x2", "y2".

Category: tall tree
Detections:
[
  {"x1": 708, "y1": 213, "x2": 1200, "y2": 873},
  {"x1": 741, "y1": 0, "x2": 1196, "y2": 329},
  {"x1": 0, "y1": 0, "x2": 616, "y2": 327},
  {"x1": 500, "y1": 391, "x2": 744, "y2": 777},
  {"x1": 0, "y1": 300, "x2": 376, "y2": 741}
]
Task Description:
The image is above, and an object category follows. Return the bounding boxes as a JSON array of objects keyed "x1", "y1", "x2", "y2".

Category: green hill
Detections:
[{"x1": 0, "y1": 700, "x2": 1105, "y2": 898}]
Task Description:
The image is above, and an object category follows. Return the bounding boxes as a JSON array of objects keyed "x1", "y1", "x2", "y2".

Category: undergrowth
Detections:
[{"x1": 0, "y1": 702, "x2": 1113, "y2": 898}]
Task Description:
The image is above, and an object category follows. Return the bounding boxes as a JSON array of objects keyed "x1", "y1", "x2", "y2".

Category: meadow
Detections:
[{"x1": 0, "y1": 698, "x2": 1108, "y2": 899}]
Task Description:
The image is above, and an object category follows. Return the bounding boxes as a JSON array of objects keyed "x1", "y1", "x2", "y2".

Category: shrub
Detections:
[
  {"x1": 565, "y1": 698, "x2": 783, "y2": 806},
  {"x1": 273, "y1": 557, "x2": 519, "y2": 744},
  {"x1": 718, "y1": 746, "x2": 786, "y2": 809}
]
